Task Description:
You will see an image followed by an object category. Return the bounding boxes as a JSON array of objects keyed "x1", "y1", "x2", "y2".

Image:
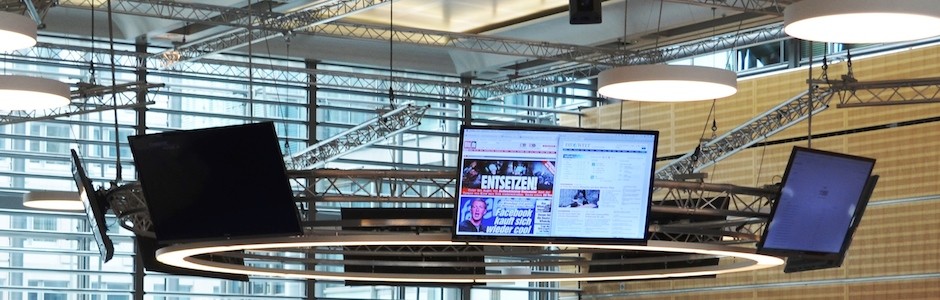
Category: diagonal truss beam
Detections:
[
  {"x1": 655, "y1": 88, "x2": 834, "y2": 180},
  {"x1": 0, "y1": 82, "x2": 162, "y2": 125},
  {"x1": 285, "y1": 102, "x2": 430, "y2": 170},
  {"x1": 153, "y1": 0, "x2": 394, "y2": 66}
]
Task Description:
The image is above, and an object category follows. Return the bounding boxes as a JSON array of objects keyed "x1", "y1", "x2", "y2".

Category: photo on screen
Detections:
[
  {"x1": 558, "y1": 189, "x2": 601, "y2": 208},
  {"x1": 453, "y1": 125, "x2": 658, "y2": 245}
]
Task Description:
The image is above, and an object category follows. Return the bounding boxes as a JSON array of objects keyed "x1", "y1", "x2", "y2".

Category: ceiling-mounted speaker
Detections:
[{"x1": 569, "y1": 0, "x2": 602, "y2": 24}]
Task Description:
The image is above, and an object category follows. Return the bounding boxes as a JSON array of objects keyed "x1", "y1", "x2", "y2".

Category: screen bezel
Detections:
[
  {"x1": 757, "y1": 146, "x2": 876, "y2": 259},
  {"x1": 71, "y1": 149, "x2": 115, "y2": 262},
  {"x1": 451, "y1": 125, "x2": 658, "y2": 245}
]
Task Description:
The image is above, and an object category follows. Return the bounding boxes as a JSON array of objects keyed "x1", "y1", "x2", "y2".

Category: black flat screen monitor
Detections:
[
  {"x1": 453, "y1": 125, "x2": 659, "y2": 245},
  {"x1": 71, "y1": 149, "x2": 115, "y2": 262},
  {"x1": 783, "y1": 175, "x2": 879, "y2": 273},
  {"x1": 758, "y1": 147, "x2": 876, "y2": 259},
  {"x1": 128, "y1": 122, "x2": 303, "y2": 243}
]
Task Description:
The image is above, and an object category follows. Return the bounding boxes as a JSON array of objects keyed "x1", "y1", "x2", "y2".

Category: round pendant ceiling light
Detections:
[
  {"x1": 0, "y1": 75, "x2": 71, "y2": 110},
  {"x1": 0, "y1": 11, "x2": 38, "y2": 51},
  {"x1": 23, "y1": 191, "x2": 84, "y2": 211},
  {"x1": 784, "y1": 0, "x2": 940, "y2": 44},
  {"x1": 597, "y1": 64, "x2": 738, "y2": 102}
]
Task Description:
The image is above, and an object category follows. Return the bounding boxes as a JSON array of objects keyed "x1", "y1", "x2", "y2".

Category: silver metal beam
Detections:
[
  {"x1": 666, "y1": 0, "x2": 787, "y2": 15},
  {"x1": 285, "y1": 102, "x2": 430, "y2": 170},
  {"x1": 822, "y1": 77, "x2": 940, "y2": 108},
  {"x1": 0, "y1": 82, "x2": 163, "y2": 125},
  {"x1": 655, "y1": 88, "x2": 834, "y2": 180},
  {"x1": 153, "y1": 0, "x2": 394, "y2": 67}
]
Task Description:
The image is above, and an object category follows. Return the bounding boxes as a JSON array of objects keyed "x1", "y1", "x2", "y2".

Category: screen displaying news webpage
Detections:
[{"x1": 456, "y1": 128, "x2": 656, "y2": 240}]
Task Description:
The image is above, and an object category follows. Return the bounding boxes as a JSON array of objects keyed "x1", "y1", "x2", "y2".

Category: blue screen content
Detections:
[{"x1": 762, "y1": 148, "x2": 875, "y2": 254}]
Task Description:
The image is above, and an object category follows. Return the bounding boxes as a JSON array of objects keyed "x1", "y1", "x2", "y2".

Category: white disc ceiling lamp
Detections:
[
  {"x1": 0, "y1": 75, "x2": 71, "y2": 110},
  {"x1": 0, "y1": 11, "x2": 38, "y2": 51},
  {"x1": 23, "y1": 191, "x2": 84, "y2": 211},
  {"x1": 784, "y1": 0, "x2": 940, "y2": 44},
  {"x1": 0, "y1": 12, "x2": 70, "y2": 111},
  {"x1": 597, "y1": 64, "x2": 738, "y2": 102}
]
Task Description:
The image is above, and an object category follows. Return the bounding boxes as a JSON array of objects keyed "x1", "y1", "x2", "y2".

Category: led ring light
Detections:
[{"x1": 157, "y1": 233, "x2": 783, "y2": 283}]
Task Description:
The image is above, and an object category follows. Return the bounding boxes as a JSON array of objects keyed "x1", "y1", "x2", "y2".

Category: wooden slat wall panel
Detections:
[
  {"x1": 847, "y1": 279, "x2": 940, "y2": 300},
  {"x1": 568, "y1": 44, "x2": 940, "y2": 298}
]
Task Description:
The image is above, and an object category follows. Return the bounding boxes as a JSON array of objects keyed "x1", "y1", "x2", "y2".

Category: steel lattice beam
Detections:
[
  {"x1": 285, "y1": 103, "x2": 430, "y2": 170},
  {"x1": 656, "y1": 88, "x2": 834, "y2": 180},
  {"x1": 106, "y1": 168, "x2": 776, "y2": 244},
  {"x1": 16, "y1": 42, "x2": 483, "y2": 100},
  {"x1": 0, "y1": 82, "x2": 162, "y2": 125},
  {"x1": 484, "y1": 24, "x2": 788, "y2": 99},
  {"x1": 299, "y1": 22, "x2": 632, "y2": 65},
  {"x1": 56, "y1": 0, "x2": 782, "y2": 89},
  {"x1": 153, "y1": 0, "x2": 394, "y2": 67},
  {"x1": 667, "y1": 0, "x2": 786, "y2": 14},
  {"x1": 57, "y1": 0, "x2": 282, "y2": 27},
  {"x1": 823, "y1": 77, "x2": 940, "y2": 108}
]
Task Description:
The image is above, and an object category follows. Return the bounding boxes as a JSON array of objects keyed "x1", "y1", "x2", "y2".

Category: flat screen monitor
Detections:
[
  {"x1": 758, "y1": 147, "x2": 876, "y2": 258},
  {"x1": 128, "y1": 122, "x2": 303, "y2": 243},
  {"x1": 783, "y1": 175, "x2": 879, "y2": 273},
  {"x1": 453, "y1": 125, "x2": 659, "y2": 245},
  {"x1": 136, "y1": 236, "x2": 249, "y2": 281},
  {"x1": 71, "y1": 149, "x2": 115, "y2": 262}
]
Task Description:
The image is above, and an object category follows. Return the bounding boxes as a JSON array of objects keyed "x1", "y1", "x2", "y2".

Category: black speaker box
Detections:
[{"x1": 569, "y1": 0, "x2": 602, "y2": 24}]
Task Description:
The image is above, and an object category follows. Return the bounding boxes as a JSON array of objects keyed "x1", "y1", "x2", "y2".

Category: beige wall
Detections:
[{"x1": 566, "y1": 44, "x2": 940, "y2": 299}]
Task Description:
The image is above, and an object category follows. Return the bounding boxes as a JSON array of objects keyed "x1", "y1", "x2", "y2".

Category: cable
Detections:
[{"x1": 106, "y1": 0, "x2": 121, "y2": 183}]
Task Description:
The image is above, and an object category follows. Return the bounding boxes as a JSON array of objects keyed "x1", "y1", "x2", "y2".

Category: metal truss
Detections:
[
  {"x1": 57, "y1": 0, "x2": 283, "y2": 26},
  {"x1": 822, "y1": 77, "x2": 940, "y2": 108},
  {"x1": 652, "y1": 180, "x2": 776, "y2": 244},
  {"x1": 153, "y1": 0, "x2": 393, "y2": 67},
  {"x1": 103, "y1": 168, "x2": 776, "y2": 244},
  {"x1": 0, "y1": 82, "x2": 162, "y2": 125},
  {"x1": 17, "y1": 42, "x2": 483, "y2": 100},
  {"x1": 56, "y1": 0, "x2": 787, "y2": 97},
  {"x1": 107, "y1": 182, "x2": 152, "y2": 237},
  {"x1": 484, "y1": 24, "x2": 788, "y2": 99},
  {"x1": 287, "y1": 169, "x2": 775, "y2": 243},
  {"x1": 298, "y1": 21, "x2": 632, "y2": 65},
  {"x1": 285, "y1": 102, "x2": 430, "y2": 170},
  {"x1": 667, "y1": 0, "x2": 786, "y2": 14},
  {"x1": 656, "y1": 88, "x2": 834, "y2": 180},
  {"x1": 289, "y1": 169, "x2": 459, "y2": 205}
]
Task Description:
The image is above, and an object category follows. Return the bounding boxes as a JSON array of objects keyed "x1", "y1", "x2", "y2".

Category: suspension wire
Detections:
[
  {"x1": 247, "y1": 0, "x2": 255, "y2": 123},
  {"x1": 807, "y1": 41, "x2": 814, "y2": 149},
  {"x1": 106, "y1": 0, "x2": 122, "y2": 182},
  {"x1": 388, "y1": 1, "x2": 395, "y2": 108}
]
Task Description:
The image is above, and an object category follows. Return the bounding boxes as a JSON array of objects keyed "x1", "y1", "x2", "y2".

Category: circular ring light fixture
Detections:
[
  {"x1": 0, "y1": 12, "x2": 37, "y2": 52},
  {"x1": 156, "y1": 234, "x2": 783, "y2": 283},
  {"x1": 784, "y1": 0, "x2": 940, "y2": 44},
  {"x1": 0, "y1": 75, "x2": 71, "y2": 110},
  {"x1": 23, "y1": 191, "x2": 84, "y2": 211},
  {"x1": 597, "y1": 65, "x2": 738, "y2": 102}
]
